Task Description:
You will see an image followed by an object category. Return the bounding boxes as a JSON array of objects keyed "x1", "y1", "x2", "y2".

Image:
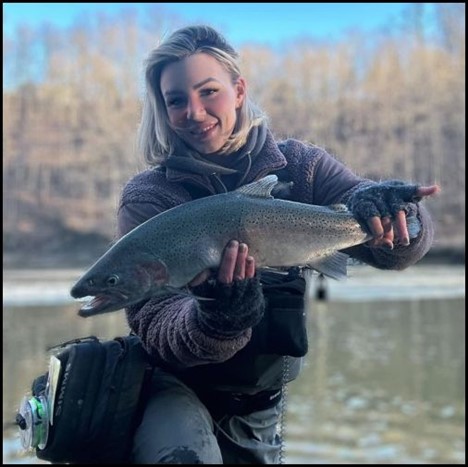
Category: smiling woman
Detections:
[
  {"x1": 139, "y1": 25, "x2": 266, "y2": 166},
  {"x1": 2, "y1": 4, "x2": 463, "y2": 460},
  {"x1": 4, "y1": 19, "x2": 442, "y2": 465},
  {"x1": 160, "y1": 54, "x2": 246, "y2": 155},
  {"x1": 109, "y1": 24, "x2": 439, "y2": 464}
]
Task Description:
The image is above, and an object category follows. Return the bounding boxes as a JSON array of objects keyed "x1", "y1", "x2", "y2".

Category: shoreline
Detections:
[{"x1": 3, "y1": 264, "x2": 465, "y2": 307}]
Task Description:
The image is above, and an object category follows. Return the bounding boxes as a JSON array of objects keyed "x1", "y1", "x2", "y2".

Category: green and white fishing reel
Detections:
[
  {"x1": 16, "y1": 394, "x2": 50, "y2": 450},
  {"x1": 15, "y1": 353, "x2": 61, "y2": 452}
]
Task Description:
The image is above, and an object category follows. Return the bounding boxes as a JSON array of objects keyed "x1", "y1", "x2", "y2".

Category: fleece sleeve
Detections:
[
  {"x1": 306, "y1": 148, "x2": 435, "y2": 270},
  {"x1": 125, "y1": 293, "x2": 252, "y2": 369}
]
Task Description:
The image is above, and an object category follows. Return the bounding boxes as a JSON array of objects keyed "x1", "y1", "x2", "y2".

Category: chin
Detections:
[{"x1": 196, "y1": 143, "x2": 224, "y2": 155}]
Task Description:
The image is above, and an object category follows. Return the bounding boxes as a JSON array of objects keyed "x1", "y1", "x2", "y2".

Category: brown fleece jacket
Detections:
[{"x1": 118, "y1": 130, "x2": 435, "y2": 369}]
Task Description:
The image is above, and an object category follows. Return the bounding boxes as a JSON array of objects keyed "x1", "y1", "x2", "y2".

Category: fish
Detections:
[{"x1": 70, "y1": 175, "x2": 420, "y2": 317}]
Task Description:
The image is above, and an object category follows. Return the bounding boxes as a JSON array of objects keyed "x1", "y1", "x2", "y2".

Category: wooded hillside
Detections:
[{"x1": 3, "y1": 4, "x2": 465, "y2": 266}]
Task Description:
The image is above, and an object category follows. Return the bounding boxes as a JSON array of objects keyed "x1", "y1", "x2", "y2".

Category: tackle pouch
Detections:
[
  {"x1": 258, "y1": 269, "x2": 308, "y2": 357},
  {"x1": 16, "y1": 335, "x2": 153, "y2": 464}
]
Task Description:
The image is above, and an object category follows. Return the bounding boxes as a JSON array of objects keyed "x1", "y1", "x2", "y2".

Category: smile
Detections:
[{"x1": 190, "y1": 123, "x2": 217, "y2": 136}]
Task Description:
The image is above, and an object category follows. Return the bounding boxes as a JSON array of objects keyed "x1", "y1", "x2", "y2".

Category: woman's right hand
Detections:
[
  {"x1": 189, "y1": 240, "x2": 255, "y2": 287},
  {"x1": 217, "y1": 240, "x2": 255, "y2": 283},
  {"x1": 193, "y1": 240, "x2": 264, "y2": 337}
]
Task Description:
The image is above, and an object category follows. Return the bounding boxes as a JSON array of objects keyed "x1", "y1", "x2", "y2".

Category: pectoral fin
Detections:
[{"x1": 306, "y1": 251, "x2": 349, "y2": 280}]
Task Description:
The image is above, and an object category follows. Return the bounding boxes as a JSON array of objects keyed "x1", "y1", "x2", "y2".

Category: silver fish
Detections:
[{"x1": 70, "y1": 175, "x2": 420, "y2": 316}]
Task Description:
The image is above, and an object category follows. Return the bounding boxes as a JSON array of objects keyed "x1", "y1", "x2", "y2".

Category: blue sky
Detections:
[{"x1": 3, "y1": 2, "x2": 432, "y2": 46}]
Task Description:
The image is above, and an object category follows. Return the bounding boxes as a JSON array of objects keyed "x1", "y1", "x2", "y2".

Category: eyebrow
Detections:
[{"x1": 163, "y1": 77, "x2": 221, "y2": 96}]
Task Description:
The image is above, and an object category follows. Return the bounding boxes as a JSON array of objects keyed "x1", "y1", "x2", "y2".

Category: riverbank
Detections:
[{"x1": 3, "y1": 264, "x2": 465, "y2": 307}]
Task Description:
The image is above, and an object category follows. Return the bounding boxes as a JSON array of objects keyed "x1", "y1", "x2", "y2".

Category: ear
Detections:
[{"x1": 235, "y1": 77, "x2": 247, "y2": 109}]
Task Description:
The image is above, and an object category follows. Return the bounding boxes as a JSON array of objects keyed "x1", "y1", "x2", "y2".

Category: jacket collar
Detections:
[{"x1": 165, "y1": 129, "x2": 287, "y2": 194}]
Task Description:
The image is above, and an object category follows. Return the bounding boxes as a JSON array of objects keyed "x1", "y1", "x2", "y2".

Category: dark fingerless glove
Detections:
[
  {"x1": 196, "y1": 277, "x2": 265, "y2": 338},
  {"x1": 347, "y1": 180, "x2": 421, "y2": 225}
]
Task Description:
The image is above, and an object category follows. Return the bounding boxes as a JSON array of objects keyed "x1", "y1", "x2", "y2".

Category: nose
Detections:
[{"x1": 186, "y1": 96, "x2": 205, "y2": 121}]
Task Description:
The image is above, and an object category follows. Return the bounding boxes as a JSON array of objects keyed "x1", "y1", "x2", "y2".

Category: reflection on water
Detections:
[
  {"x1": 286, "y1": 297, "x2": 465, "y2": 464},
  {"x1": 3, "y1": 296, "x2": 465, "y2": 464}
]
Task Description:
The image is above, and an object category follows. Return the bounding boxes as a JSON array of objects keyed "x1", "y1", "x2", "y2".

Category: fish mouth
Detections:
[{"x1": 76, "y1": 292, "x2": 129, "y2": 317}]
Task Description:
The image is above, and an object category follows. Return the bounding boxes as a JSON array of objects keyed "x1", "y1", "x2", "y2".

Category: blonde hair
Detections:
[{"x1": 138, "y1": 25, "x2": 266, "y2": 165}]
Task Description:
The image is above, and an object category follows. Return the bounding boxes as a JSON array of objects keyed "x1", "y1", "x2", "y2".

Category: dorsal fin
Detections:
[{"x1": 235, "y1": 174, "x2": 278, "y2": 198}]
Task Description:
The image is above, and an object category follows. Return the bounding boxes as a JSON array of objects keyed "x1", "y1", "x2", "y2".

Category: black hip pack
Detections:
[
  {"x1": 15, "y1": 335, "x2": 153, "y2": 464},
  {"x1": 258, "y1": 268, "x2": 308, "y2": 357}
]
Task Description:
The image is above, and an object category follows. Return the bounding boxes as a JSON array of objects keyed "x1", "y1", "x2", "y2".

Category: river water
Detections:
[{"x1": 3, "y1": 265, "x2": 465, "y2": 464}]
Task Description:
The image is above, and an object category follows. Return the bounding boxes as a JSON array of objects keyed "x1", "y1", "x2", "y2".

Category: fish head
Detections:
[{"x1": 70, "y1": 257, "x2": 168, "y2": 317}]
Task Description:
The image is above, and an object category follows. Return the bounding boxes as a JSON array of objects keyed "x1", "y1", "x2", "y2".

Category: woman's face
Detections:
[{"x1": 160, "y1": 53, "x2": 246, "y2": 155}]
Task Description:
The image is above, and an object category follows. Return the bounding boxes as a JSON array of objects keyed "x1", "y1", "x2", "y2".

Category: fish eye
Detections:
[{"x1": 106, "y1": 275, "x2": 119, "y2": 286}]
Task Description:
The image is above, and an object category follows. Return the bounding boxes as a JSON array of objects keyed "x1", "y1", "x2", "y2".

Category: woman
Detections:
[{"x1": 118, "y1": 25, "x2": 438, "y2": 464}]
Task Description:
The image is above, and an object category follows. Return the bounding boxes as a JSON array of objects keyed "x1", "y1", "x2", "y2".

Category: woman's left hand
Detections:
[{"x1": 348, "y1": 181, "x2": 440, "y2": 249}]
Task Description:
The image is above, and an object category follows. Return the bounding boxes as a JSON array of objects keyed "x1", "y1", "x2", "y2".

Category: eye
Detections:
[
  {"x1": 201, "y1": 88, "x2": 217, "y2": 97},
  {"x1": 106, "y1": 275, "x2": 119, "y2": 287},
  {"x1": 166, "y1": 97, "x2": 185, "y2": 108}
]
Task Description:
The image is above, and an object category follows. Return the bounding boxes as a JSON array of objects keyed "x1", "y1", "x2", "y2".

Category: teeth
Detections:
[
  {"x1": 193, "y1": 124, "x2": 215, "y2": 134},
  {"x1": 76, "y1": 295, "x2": 94, "y2": 302}
]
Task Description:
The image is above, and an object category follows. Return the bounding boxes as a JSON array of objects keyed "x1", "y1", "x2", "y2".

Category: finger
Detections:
[
  {"x1": 394, "y1": 210, "x2": 409, "y2": 246},
  {"x1": 367, "y1": 216, "x2": 384, "y2": 240},
  {"x1": 367, "y1": 216, "x2": 395, "y2": 249},
  {"x1": 233, "y1": 243, "x2": 248, "y2": 280},
  {"x1": 416, "y1": 185, "x2": 441, "y2": 198},
  {"x1": 245, "y1": 256, "x2": 255, "y2": 278},
  {"x1": 394, "y1": 183, "x2": 440, "y2": 204},
  {"x1": 189, "y1": 269, "x2": 211, "y2": 287},
  {"x1": 218, "y1": 240, "x2": 239, "y2": 284},
  {"x1": 380, "y1": 216, "x2": 394, "y2": 249}
]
